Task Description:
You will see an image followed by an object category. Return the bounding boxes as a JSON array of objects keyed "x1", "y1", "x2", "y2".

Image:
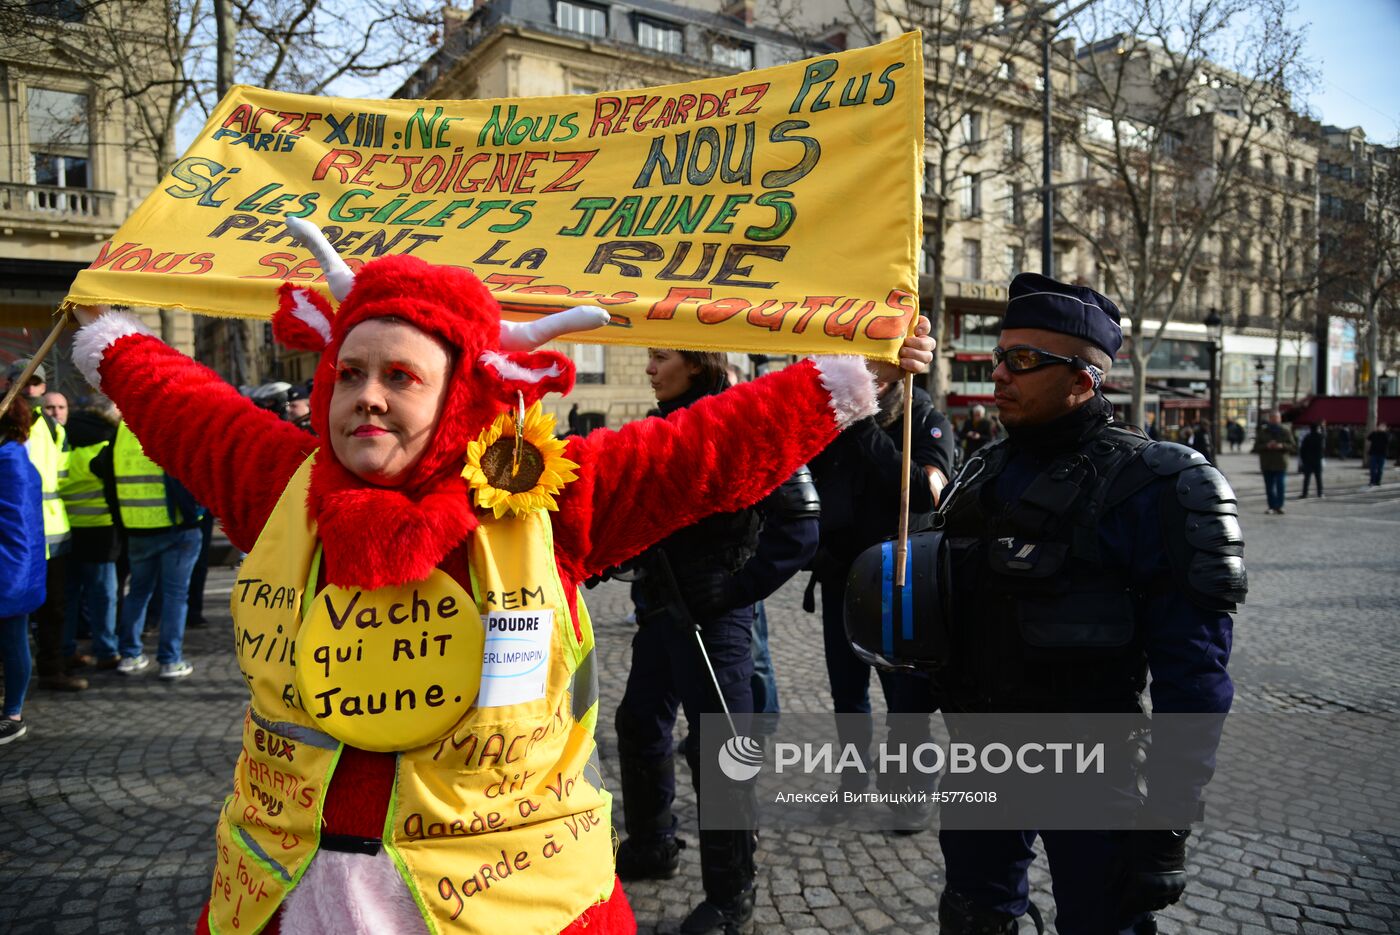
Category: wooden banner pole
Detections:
[{"x1": 895, "y1": 368, "x2": 915, "y2": 587}]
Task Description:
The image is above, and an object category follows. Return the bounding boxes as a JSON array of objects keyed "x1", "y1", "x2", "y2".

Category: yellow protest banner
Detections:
[{"x1": 65, "y1": 33, "x2": 924, "y2": 360}]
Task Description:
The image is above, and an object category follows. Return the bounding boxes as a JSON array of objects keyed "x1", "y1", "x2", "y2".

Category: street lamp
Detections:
[
  {"x1": 1254, "y1": 359, "x2": 1267, "y2": 428},
  {"x1": 1204, "y1": 307, "x2": 1223, "y2": 457}
]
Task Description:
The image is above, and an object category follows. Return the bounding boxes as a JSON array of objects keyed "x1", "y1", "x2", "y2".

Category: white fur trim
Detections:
[
  {"x1": 479, "y1": 349, "x2": 563, "y2": 383},
  {"x1": 289, "y1": 288, "x2": 333, "y2": 346},
  {"x1": 72, "y1": 311, "x2": 155, "y2": 391},
  {"x1": 281, "y1": 850, "x2": 429, "y2": 935},
  {"x1": 811, "y1": 355, "x2": 879, "y2": 429}
]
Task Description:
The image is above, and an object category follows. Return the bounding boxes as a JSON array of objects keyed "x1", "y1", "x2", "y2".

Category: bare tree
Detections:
[
  {"x1": 1059, "y1": 0, "x2": 1310, "y2": 420},
  {"x1": 770, "y1": 0, "x2": 1053, "y2": 406},
  {"x1": 1253, "y1": 162, "x2": 1319, "y2": 409},
  {"x1": 1320, "y1": 146, "x2": 1400, "y2": 434},
  {"x1": 3, "y1": 0, "x2": 440, "y2": 379}
]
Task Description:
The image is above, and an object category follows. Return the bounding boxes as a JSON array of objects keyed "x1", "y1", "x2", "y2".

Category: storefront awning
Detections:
[{"x1": 1286, "y1": 396, "x2": 1400, "y2": 425}]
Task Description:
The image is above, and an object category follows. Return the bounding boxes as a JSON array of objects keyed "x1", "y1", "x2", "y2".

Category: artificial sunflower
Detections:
[{"x1": 463, "y1": 402, "x2": 579, "y2": 518}]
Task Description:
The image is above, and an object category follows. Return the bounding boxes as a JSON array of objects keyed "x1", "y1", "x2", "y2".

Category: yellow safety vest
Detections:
[
  {"x1": 25, "y1": 407, "x2": 70, "y2": 555},
  {"x1": 113, "y1": 421, "x2": 177, "y2": 529},
  {"x1": 60, "y1": 442, "x2": 113, "y2": 529},
  {"x1": 207, "y1": 455, "x2": 612, "y2": 935}
]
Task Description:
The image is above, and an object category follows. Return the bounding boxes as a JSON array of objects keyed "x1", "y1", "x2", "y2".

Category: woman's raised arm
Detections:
[{"x1": 72, "y1": 308, "x2": 318, "y2": 551}]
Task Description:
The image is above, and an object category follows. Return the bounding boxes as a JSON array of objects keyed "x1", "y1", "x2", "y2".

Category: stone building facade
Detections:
[{"x1": 0, "y1": 1, "x2": 190, "y2": 399}]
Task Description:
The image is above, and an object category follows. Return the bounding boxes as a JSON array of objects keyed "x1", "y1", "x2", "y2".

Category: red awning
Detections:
[{"x1": 1288, "y1": 396, "x2": 1400, "y2": 425}]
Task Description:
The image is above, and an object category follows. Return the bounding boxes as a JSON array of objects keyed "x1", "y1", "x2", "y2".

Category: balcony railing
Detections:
[{"x1": 1, "y1": 182, "x2": 116, "y2": 221}]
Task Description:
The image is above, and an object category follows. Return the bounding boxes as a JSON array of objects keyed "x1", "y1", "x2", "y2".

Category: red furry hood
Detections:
[
  {"x1": 308, "y1": 255, "x2": 509, "y2": 490},
  {"x1": 271, "y1": 253, "x2": 575, "y2": 589}
]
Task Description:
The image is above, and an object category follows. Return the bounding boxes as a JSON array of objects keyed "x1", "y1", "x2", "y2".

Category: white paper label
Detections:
[{"x1": 477, "y1": 609, "x2": 553, "y2": 707}]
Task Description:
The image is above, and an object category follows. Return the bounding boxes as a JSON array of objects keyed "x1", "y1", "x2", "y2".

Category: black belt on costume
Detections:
[{"x1": 319, "y1": 833, "x2": 382, "y2": 855}]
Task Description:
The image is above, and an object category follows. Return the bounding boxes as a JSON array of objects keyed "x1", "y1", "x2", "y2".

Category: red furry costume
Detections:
[{"x1": 72, "y1": 251, "x2": 881, "y2": 934}]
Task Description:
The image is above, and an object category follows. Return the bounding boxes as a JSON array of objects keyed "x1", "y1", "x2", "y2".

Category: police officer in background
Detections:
[{"x1": 929, "y1": 275, "x2": 1242, "y2": 934}]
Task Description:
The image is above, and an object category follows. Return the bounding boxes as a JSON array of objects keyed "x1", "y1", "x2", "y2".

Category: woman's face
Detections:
[
  {"x1": 328, "y1": 319, "x2": 452, "y2": 486},
  {"x1": 646, "y1": 349, "x2": 700, "y2": 403}
]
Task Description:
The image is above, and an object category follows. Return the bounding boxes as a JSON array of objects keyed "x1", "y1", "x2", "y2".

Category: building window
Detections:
[
  {"x1": 1238, "y1": 289, "x2": 1251, "y2": 319},
  {"x1": 28, "y1": 87, "x2": 90, "y2": 207},
  {"x1": 960, "y1": 172, "x2": 982, "y2": 218},
  {"x1": 1005, "y1": 122, "x2": 1023, "y2": 159},
  {"x1": 922, "y1": 233, "x2": 937, "y2": 275},
  {"x1": 1009, "y1": 182, "x2": 1025, "y2": 224},
  {"x1": 962, "y1": 239, "x2": 982, "y2": 280},
  {"x1": 713, "y1": 38, "x2": 754, "y2": 70},
  {"x1": 637, "y1": 19, "x2": 683, "y2": 55},
  {"x1": 556, "y1": 1, "x2": 607, "y2": 38},
  {"x1": 960, "y1": 112, "x2": 982, "y2": 150},
  {"x1": 1004, "y1": 245, "x2": 1024, "y2": 276},
  {"x1": 571, "y1": 343, "x2": 605, "y2": 384},
  {"x1": 29, "y1": 0, "x2": 84, "y2": 21}
]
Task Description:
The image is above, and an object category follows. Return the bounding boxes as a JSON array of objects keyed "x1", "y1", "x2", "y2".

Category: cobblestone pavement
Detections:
[{"x1": 2, "y1": 451, "x2": 1397, "y2": 934}]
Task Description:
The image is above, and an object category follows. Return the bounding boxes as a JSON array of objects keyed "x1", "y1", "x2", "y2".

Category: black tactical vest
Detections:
[{"x1": 934, "y1": 422, "x2": 1156, "y2": 713}]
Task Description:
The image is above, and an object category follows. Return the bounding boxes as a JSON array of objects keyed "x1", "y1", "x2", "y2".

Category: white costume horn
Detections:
[
  {"x1": 285, "y1": 216, "x2": 356, "y2": 302},
  {"x1": 499, "y1": 306, "x2": 611, "y2": 350}
]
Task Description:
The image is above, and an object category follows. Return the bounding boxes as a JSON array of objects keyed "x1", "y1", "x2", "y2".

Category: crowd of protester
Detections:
[{"x1": 0, "y1": 359, "x2": 314, "y2": 745}]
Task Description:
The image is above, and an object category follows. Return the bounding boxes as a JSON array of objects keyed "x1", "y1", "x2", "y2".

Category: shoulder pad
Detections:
[
  {"x1": 771, "y1": 465, "x2": 821, "y2": 519},
  {"x1": 1141, "y1": 441, "x2": 1209, "y2": 475},
  {"x1": 1160, "y1": 462, "x2": 1247, "y2": 611},
  {"x1": 1174, "y1": 463, "x2": 1239, "y2": 515}
]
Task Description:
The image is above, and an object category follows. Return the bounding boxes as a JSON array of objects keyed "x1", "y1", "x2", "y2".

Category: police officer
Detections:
[
  {"x1": 880, "y1": 275, "x2": 1241, "y2": 934},
  {"x1": 614, "y1": 349, "x2": 820, "y2": 935},
  {"x1": 285, "y1": 382, "x2": 313, "y2": 432}
]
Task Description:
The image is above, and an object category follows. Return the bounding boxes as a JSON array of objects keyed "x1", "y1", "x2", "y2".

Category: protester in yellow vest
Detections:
[
  {"x1": 59, "y1": 405, "x2": 122, "y2": 670},
  {"x1": 109, "y1": 418, "x2": 205, "y2": 680},
  {"x1": 70, "y1": 219, "x2": 932, "y2": 935},
  {"x1": 3, "y1": 359, "x2": 84, "y2": 693}
]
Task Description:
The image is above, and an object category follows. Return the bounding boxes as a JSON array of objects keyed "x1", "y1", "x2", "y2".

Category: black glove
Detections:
[
  {"x1": 1118, "y1": 829, "x2": 1189, "y2": 919},
  {"x1": 684, "y1": 574, "x2": 738, "y2": 620}
]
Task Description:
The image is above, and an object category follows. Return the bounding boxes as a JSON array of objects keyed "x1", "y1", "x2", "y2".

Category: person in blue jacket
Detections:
[
  {"x1": 1, "y1": 391, "x2": 48, "y2": 744},
  {"x1": 928, "y1": 274, "x2": 1243, "y2": 934}
]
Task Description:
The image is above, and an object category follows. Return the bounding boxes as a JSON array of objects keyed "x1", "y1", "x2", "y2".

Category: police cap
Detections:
[{"x1": 1004, "y1": 273, "x2": 1122, "y2": 358}]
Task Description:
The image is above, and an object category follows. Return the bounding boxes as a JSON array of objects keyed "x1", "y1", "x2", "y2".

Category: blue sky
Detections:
[{"x1": 1291, "y1": 0, "x2": 1400, "y2": 141}]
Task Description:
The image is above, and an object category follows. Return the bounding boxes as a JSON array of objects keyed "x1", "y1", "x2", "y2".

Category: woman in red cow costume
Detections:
[{"x1": 71, "y1": 217, "x2": 931, "y2": 935}]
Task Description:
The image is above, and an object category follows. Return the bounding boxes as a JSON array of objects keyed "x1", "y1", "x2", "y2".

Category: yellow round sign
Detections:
[{"x1": 294, "y1": 569, "x2": 484, "y2": 752}]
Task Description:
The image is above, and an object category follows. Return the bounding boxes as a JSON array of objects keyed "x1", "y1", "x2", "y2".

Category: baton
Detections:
[{"x1": 647, "y1": 550, "x2": 739, "y2": 739}]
